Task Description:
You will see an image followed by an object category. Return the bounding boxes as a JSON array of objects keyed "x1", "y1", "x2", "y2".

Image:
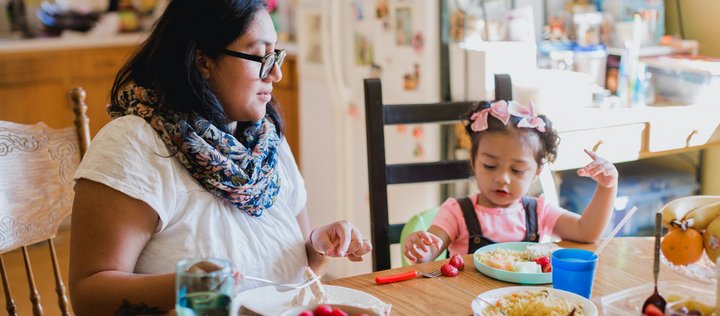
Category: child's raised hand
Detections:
[
  {"x1": 577, "y1": 149, "x2": 618, "y2": 188},
  {"x1": 403, "y1": 231, "x2": 443, "y2": 263}
]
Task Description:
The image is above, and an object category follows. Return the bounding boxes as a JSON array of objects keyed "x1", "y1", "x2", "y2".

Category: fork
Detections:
[
  {"x1": 417, "y1": 269, "x2": 442, "y2": 278},
  {"x1": 375, "y1": 267, "x2": 441, "y2": 284},
  {"x1": 243, "y1": 275, "x2": 321, "y2": 291}
]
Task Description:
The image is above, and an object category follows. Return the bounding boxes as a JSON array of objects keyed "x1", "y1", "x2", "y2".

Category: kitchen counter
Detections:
[
  {"x1": 0, "y1": 35, "x2": 301, "y2": 165},
  {"x1": 0, "y1": 32, "x2": 298, "y2": 55},
  {"x1": 0, "y1": 33, "x2": 148, "y2": 53},
  {"x1": 543, "y1": 104, "x2": 720, "y2": 171}
]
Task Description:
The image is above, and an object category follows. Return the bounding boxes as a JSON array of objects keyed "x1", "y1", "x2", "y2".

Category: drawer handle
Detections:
[
  {"x1": 592, "y1": 140, "x2": 604, "y2": 152},
  {"x1": 686, "y1": 129, "x2": 699, "y2": 147}
]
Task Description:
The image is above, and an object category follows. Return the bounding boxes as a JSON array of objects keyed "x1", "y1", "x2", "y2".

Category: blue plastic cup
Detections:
[{"x1": 551, "y1": 248, "x2": 598, "y2": 299}]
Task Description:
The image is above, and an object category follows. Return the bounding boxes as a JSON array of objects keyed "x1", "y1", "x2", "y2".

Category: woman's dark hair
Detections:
[
  {"x1": 110, "y1": 0, "x2": 283, "y2": 137},
  {"x1": 462, "y1": 100, "x2": 559, "y2": 166}
]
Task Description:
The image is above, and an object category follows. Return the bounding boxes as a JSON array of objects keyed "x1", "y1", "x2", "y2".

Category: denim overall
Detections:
[{"x1": 457, "y1": 196, "x2": 539, "y2": 254}]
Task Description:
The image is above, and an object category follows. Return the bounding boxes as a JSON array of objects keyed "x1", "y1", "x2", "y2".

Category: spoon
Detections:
[{"x1": 642, "y1": 211, "x2": 667, "y2": 314}]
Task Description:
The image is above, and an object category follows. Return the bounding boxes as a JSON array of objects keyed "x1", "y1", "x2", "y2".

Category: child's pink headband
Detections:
[{"x1": 469, "y1": 100, "x2": 546, "y2": 133}]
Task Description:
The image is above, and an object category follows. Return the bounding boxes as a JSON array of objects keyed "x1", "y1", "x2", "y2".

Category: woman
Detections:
[{"x1": 69, "y1": 0, "x2": 372, "y2": 314}]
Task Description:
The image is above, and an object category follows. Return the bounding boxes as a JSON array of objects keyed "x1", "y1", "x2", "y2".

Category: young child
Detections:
[{"x1": 403, "y1": 100, "x2": 618, "y2": 263}]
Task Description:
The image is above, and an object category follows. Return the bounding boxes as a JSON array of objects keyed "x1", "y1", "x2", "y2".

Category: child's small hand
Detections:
[
  {"x1": 577, "y1": 149, "x2": 618, "y2": 188},
  {"x1": 403, "y1": 231, "x2": 443, "y2": 263}
]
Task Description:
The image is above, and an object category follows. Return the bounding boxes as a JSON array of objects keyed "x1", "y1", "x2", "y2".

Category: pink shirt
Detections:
[{"x1": 431, "y1": 193, "x2": 567, "y2": 256}]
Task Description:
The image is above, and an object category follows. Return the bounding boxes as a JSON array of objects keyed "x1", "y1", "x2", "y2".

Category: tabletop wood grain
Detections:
[{"x1": 325, "y1": 237, "x2": 704, "y2": 315}]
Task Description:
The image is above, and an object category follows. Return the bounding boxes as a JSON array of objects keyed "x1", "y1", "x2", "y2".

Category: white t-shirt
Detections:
[{"x1": 74, "y1": 115, "x2": 309, "y2": 290}]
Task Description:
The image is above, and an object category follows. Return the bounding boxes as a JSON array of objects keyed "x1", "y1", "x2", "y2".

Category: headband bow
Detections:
[
  {"x1": 469, "y1": 100, "x2": 546, "y2": 133},
  {"x1": 470, "y1": 100, "x2": 510, "y2": 132},
  {"x1": 511, "y1": 100, "x2": 546, "y2": 132}
]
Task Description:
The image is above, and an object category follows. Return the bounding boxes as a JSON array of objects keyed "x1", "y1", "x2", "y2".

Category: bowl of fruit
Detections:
[{"x1": 660, "y1": 196, "x2": 720, "y2": 284}]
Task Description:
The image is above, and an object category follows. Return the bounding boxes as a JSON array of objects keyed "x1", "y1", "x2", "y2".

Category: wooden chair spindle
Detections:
[
  {"x1": 21, "y1": 246, "x2": 43, "y2": 315},
  {"x1": 0, "y1": 254, "x2": 18, "y2": 316}
]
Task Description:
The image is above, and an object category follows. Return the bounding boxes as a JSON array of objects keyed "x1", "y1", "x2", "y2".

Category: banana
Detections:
[
  {"x1": 704, "y1": 216, "x2": 720, "y2": 263},
  {"x1": 660, "y1": 195, "x2": 720, "y2": 228},
  {"x1": 685, "y1": 201, "x2": 720, "y2": 231}
]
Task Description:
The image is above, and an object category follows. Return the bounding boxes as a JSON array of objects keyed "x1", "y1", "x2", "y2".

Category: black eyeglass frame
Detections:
[{"x1": 222, "y1": 48, "x2": 286, "y2": 79}]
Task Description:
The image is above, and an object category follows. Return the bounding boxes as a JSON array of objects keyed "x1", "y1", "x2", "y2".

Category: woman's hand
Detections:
[
  {"x1": 310, "y1": 220, "x2": 372, "y2": 262},
  {"x1": 403, "y1": 231, "x2": 443, "y2": 263},
  {"x1": 577, "y1": 149, "x2": 618, "y2": 189}
]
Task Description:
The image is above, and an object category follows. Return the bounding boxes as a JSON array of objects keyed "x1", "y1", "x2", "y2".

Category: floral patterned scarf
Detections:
[{"x1": 108, "y1": 84, "x2": 281, "y2": 216}]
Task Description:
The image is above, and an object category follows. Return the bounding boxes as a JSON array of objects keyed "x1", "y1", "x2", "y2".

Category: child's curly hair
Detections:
[{"x1": 462, "y1": 100, "x2": 560, "y2": 166}]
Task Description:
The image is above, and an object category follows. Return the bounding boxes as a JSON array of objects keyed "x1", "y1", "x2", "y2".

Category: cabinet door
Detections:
[
  {"x1": 0, "y1": 84, "x2": 72, "y2": 128},
  {"x1": 69, "y1": 45, "x2": 136, "y2": 136},
  {"x1": 648, "y1": 108, "x2": 720, "y2": 152},
  {"x1": 551, "y1": 123, "x2": 647, "y2": 171},
  {"x1": 0, "y1": 51, "x2": 71, "y2": 128}
]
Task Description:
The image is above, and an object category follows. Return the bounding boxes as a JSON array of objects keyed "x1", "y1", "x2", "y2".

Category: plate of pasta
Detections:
[
  {"x1": 473, "y1": 242, "x2": 561, "y2": 284},
  {"x1": 471, "y1": 287, "x2": 597, "y2": 316}
]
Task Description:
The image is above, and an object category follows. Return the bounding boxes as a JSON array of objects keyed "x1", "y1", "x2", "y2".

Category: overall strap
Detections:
[
  {"x1": 459, "y1": 196, "x2": 495, "y2": 254},
  {"x1": 458, "y1": 197, "x2": 482, "y2": 236},
  {"x1": 521, "y1": 196, "x2": 539, "y2": 242}
]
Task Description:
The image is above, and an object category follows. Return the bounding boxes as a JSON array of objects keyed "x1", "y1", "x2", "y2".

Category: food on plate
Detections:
[
  {"x1": 642, "y1": 303, "x2": 663, "y2": 316},
  {"x1": 512, "y1": 262, "x2": 540, "y2": 273},
  {"x1": 532, "y1": 256, "x2": 552, "y2": 273},
  {"x1": 475, "y1": 243, "x2": 560, "y2": 273},
  {"x1": 481, "y1": 289, "x2": 584, "y2": 316},
  {"x1": 449, "y1": 254, "x2": 465, "y2": 270},
  {"x1": 665, "y1": 295, "x2": 715, "y2": 316},
  {"x1": 485, "y1": 253, "x2": 517, "y2": 271},
  {"x1": 292, "y1": 304, "x2": 377, "y2": 316},
  {"x1": 526, "y1": 243, "x2": 562, "y2": 259},
  {"x1": 314, "y1": 304, "x2": 333, "y2": 316},
  {"x1": 660, "y1": 228, "x2": 704, "y2": 266},
  {"x1": 441, "y1": 263, "x2": 459, "y2": 277},
  {"x1": 292, "y1": 267, "x2": 329, "y2": 306}
]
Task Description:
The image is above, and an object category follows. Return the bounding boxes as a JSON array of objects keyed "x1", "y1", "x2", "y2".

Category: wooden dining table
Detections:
[{"x1": 326, "y1": 237, "x2": 707, "y2": 315}]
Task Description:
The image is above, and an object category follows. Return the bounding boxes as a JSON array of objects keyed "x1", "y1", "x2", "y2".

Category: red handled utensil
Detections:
[{"x1": 375, "y1": 268, "x2": 442, "y2": 284}]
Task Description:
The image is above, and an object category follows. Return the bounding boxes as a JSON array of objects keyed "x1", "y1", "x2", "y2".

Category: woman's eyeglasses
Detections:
[{"x1": 222, "y1": 49, "x2": 286, "y2": 79}]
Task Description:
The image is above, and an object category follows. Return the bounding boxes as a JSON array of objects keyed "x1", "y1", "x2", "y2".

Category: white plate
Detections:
[
  {"x1": 470, "y1": 286, "x2": 598, "y2": 316},
  {"x1": 233, "y1": 285, "x2": 387, "y2": 316},
  {"x1": 473, "y1": 242, "x2": 554, "y2": 284}
]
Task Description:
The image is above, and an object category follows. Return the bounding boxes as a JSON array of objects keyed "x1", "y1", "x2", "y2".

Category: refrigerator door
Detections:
[{"x1": 297, "y1": 0, "x2": 443, "y2": 277}]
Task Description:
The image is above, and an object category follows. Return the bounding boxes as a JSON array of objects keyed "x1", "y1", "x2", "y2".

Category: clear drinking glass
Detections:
[{"x1": 175, "y1": 258, "x2": 234, "y2": 316}]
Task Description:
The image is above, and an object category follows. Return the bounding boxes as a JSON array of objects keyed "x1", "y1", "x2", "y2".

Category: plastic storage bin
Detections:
[
  {"x1": 559, "y1": 164, "x2": 699, "y2": 236},
  {"x1": 643, "y1": 55, "x2": 720, "y2": 105},
  {"x1": 601, "y1": 280, "x2": 715, "y2": 316}
]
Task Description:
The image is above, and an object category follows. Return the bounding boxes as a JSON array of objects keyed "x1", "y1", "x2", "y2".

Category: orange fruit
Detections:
[{"x1": 661, "y1": 228, "x2": 704, "y2": 266}]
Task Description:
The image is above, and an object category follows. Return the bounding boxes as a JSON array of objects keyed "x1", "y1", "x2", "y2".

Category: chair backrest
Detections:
[
  {"x1": 0, "y1": 87, "x2": 90, "y2": 316},
  {"x1": 364, "y1": 75, "x2": 514, "y2": 271}
]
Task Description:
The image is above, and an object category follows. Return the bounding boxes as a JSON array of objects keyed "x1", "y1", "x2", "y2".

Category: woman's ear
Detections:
[{"x1": 195, "y1": 49, "x2": 211, "y2": 80}]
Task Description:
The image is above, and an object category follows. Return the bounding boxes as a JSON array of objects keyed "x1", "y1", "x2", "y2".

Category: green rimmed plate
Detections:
[{"x1": 473, "y1": 242, "x2": 553, "y2": 284}]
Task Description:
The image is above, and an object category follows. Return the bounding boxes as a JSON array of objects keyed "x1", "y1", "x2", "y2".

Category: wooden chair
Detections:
[
  {"x1": 364, "y1": 75, "x2": 515, "y2": 271},
  {"x1": 0, "y1": 87, "x2": 91, "y2": 316}
]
